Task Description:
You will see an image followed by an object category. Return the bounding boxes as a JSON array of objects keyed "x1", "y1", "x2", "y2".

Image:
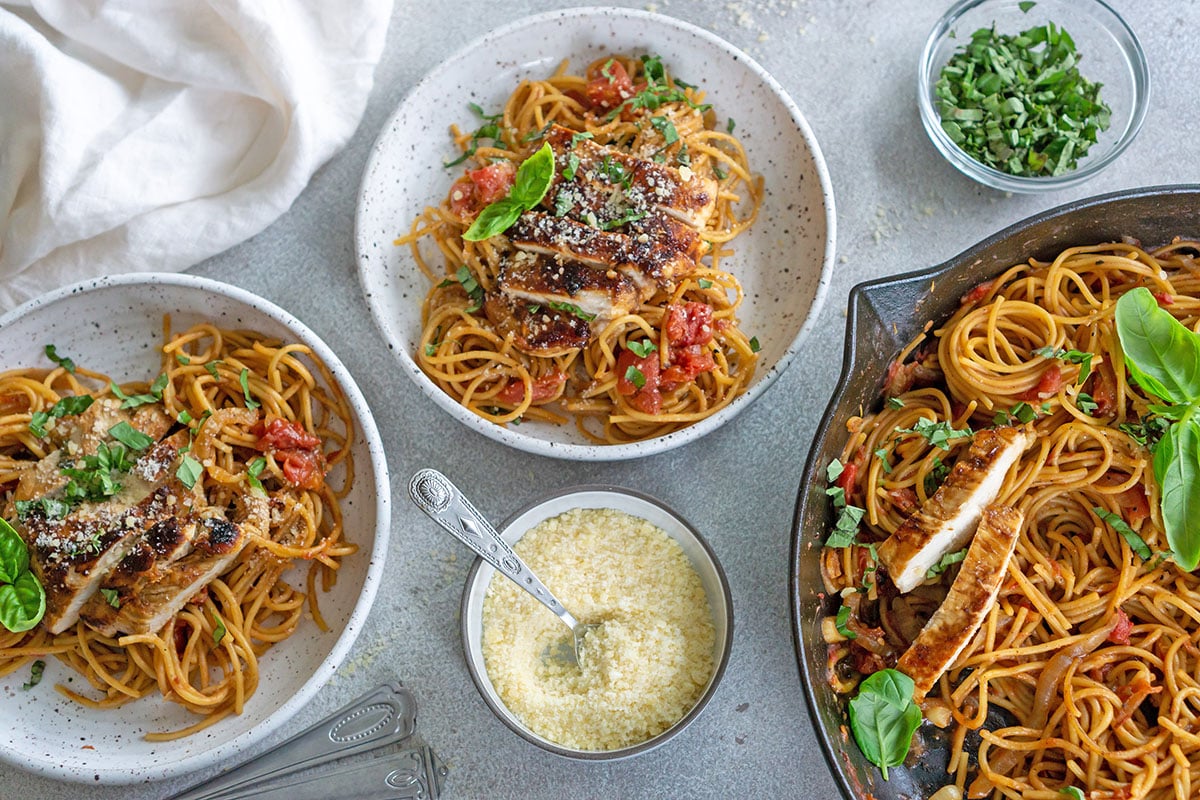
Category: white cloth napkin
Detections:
[{"x1": 0, "y1": 0, "x2": 393, "y2": 311}]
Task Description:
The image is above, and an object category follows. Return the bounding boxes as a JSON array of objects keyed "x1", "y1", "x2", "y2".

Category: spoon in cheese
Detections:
[{"x1": 408, "y1": 468, "x2": 600, "y2": 668}]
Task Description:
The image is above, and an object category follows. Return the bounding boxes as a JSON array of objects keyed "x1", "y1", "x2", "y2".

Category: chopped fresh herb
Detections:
[
  {"x1": 924, "y1": 457, "x2": 951, "y2": 496},
  {"x1": 569, "y1": 131, "x2": 594, "y2": 148},
  {"x1": 887, "y1": 397, "x2": 906, "y2": 410},
  {"x1": 600, "y1": 58, "x2": 616, "y2": 82},
  {"x1": 454, "y1": 265, "x2": 485, "y2": 313},
  {"x1": 826, "y1": 504, "x2": 864, "y2": 549},
  {"x1": 14, "y1": 497, "x2": 70, "y2": 520},
  {"x1": 107, "y1": 421, "x2": 153, "y2": 451},
  {"x1": 650, "y1": 115, "x2": 680, "y2": 146},
  {"x1": 1033, "y1": 346, "x2": 1095, "y2": 384},
  {"x1": 896, "y1": 417, "x2": 973, "y2": 450},
  {"x1": 239, "y1": 368, "x2": 260, "y2": 410},
  {"x1": 848, "y1": 669, "x2": 922, "y2": 780},
  {"x1": 934, "y1": 22, "x2": 1111, "y2": 177},
  {"x1": 601, "y1": 209, "x2": 647, "y2": 230},
  {"x1": 247, "y1": 456, "x2": 267, "y2": 496},
  {"x1": 625, "y1": 365, "x2": 647, "y2": 389},
  {"x1": 204, "y1": 360, "x2": 223, "y2": 379},
  {"x1": 749, "y1": 336, "x2": 762, "y2": 353},
  {"x1": 627, "y1": 339, "x2": 658, "y2": 358},
  {"x1": 563, "y1": 152, "x2": 581, "y2": 181},
  {"x1": 926, "y1": 548, "x2": 968, "y2": 579},
  {"x1": 726, "y1": 118, "x2": 736, "y2": 133},
  {"x1": 444, "y1": 102, "x2": 504, "y2": 168},
  {"x1": 835, "y1": 604, "x2": 857, "y2": 640},
  {"x1": 827, "y1": 459, "x2": 846, "y2": 484},
  {"x1": 697, "y1": 278, "x2": 714, "y2": 289},
  {"x1": 176, "y1": 454, "x2": 203, "y2": 490},
  {"x1": 1059, "y1": 788, "x2": 1085, "y2": 800},
  {"x1": 175, "y1": 353, "x2": 191, "y2": 366},
  {"x1": 1076, "y1": 392, "x2": 1098, "y2": 415},
  {"x1": 44, "y1": 345, "x2": 75, "y2": 373},
  {"x1": 213, "y1": 617, "x2": 227, "y2": 646},
  {"x1": 604, "y1": 54, "x2": 711, "y2": 120},
  {"x1": 462, "y1": 142, "x2": 555, "y2": 241},
  {"x1": 553, "y1": 191, "x2": 574, "y2": 217},
  {"x1": 1094, "y1": 506, "x2": 1152, "y2": 560},
  {"x1": 522, "y1": 122, "x2": 553, "y2": 143},
  {"x1": 28, "y1": 394, "x2": 94, "y2": 438},
  {"x1": 1019, "y1": 0, "x2": 1037, "y2": 12},
  {"x1": 22, "y1": 659, "x2": 45, "y2": 690},
  {"x1": 59, "y1": 442, "x2": 138, "y2": 506},
  {"x1": 547, "y1": 300, "x2": 597, "y2": 322},
  {"x1": 100, "y1": 587, "x2": 120, "y2": 608},
  {"x1": 676, "y1": 143, "x2": 691, "y2": 166},
  {"x1": 874, "y1": 447, "x2": 893, "y2": 474},
  {"x1": 713, "y1": 165, "x2": 728, "y2": 180}
]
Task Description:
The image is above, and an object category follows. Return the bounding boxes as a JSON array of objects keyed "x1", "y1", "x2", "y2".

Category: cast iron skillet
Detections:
[{"x1": 789, "y1": 186, "x2": 1200, "y2": 800}]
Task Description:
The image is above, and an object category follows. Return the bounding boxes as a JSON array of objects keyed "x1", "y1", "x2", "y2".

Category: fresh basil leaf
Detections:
[
  {"x1": 697, "y1": 278, "x2": 713, "y2": 289},
  {"x1": 627, "y1": 339, "x2": 657, "y2": 358},
  {"x1": 713, "y1": 165, "x2": 728, "y2": 180},
  {"x1": 1059, "y1": 788, "x2": 1084, "y2": 800},
  {"x1": 601, "y1": 209, "x2": 647, "y2": 230},
  {"x1": 874, "y1": 447, "x2": 892, "y2": 474},
  {"x1": 1153, "y1": 418, "x2": 1200, "y2": 569},
  {"x1": 110, "y1": 373, "x2": 167, "y2": 409},
  {"x1": 22, "y1": 659, "x2": 45, "y2": 690},
  {"x1": 239, "y1": 368, "x2": 260, "y2": 410},
  {"x1": 177, "y1": 455, "x2": 203, "y2": 490},
  {"x1": 100, "y1": 587, "x2": 120, "y2": 608},
  {"x1": 887, "y1": 397, "x2": 905, "y2": 410},
  {"x1": 1076, "y1": 392, "x2": 1098, "y2": 415},
  {"x1": 28, "y1": 394, "x2": 94, "y2": 438},
  {"x1": 827, "y1": 458, "x2": 845, "y2": 483},
  {"x1": 0, "y1": 519, "x2": 29, "y2": 585},
  {"x1": 1116, "y1": 287, "x2": 1200, "y2": 405},
  {"x1": 14, "y1": 498, "x2": 69, "y2": 521},
  {"x1": 1093, "y1": 507, "x2": 1151, "y2": 561},
  {"x1": 1019, "y1": 0, "x2": 1037, "y2": 11},
  {"x1": 896, "y1": 417, "x2": 973, "y2": 450},
  {"x1": 835, "y1": 604, "x2": 857, "y2": 640},
  {"x1": 213, "y1": 617, "x2": 227, "y2": 646},
  {"x1": 926, "y1": 548, "x2": 967, "y2": 579},
  {"x1": 107, "y1": 421, "x2": 153, "y2": 451},
  {"x1": 924, "y1": 457, "x2": 951, "y2": 496},
  {"x1": 462, "y1": 197, "x2": 523, "y2": 241},
  {"x1": 563, "y1": 153, "x2": 581, "y2": 181},
  {"x1": 44, "y1": 344, "x2": 75, "y2": 373},
  {"x1": 508, "y1": 142, "x2": 556, "y2": 208},
  {"x1": 848, "y1": 669, "x2": 922, "y2": 780},
  {"x1": 749, "y1": 336, "x2": 761, "y2": 353},
  {"x1": 0, "y1": 570, "x2": 46, "y2": 633},
  {"x1": 726, "y1": 117, "x2": 736, "y2": 133},
  {"x1": 175, "y1": 353, "x2": 191, "y2": 366},
  {"x1": 547, "y1": 300, "x2": 597, "y2": 322},
  {"x1": 827, "y1": 505, "x2": 864, "y2": 548},
  {"x1": 204, "y1": 360, "x2": 223, "y2": 379},
  {"x1": 247, "y1": 456, "x2": 267, "y2": 497},
  {"x1": 625, "y1": 365, "x2": 646, "y2": 389}
]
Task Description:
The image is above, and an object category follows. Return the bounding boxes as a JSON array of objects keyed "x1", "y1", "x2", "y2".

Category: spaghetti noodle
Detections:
[
  {"x1": 0, "y1": 321, "x2": 356, "y2": 739},
  {"x1": 822, "y1": 240, "x2": 1200, "y2": 798},
  {"x1": 397, "y1": 54, "x2": 763, "y2": 444}
]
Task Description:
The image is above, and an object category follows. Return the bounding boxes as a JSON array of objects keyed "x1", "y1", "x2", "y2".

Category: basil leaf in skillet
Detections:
[{"x1": 847, "y1": 668, "x2": 922, "y2": 780}]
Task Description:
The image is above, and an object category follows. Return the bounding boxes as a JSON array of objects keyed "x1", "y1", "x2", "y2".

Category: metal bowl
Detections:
[
  {"x1": 460, "y1": 486, "x2": 733, "y2": 760},
  {"x1": 789, "y1": 186, "x2": 1200, "y2": 798}
]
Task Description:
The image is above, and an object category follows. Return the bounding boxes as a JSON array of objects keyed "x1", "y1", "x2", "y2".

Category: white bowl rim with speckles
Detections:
[
  {"x1": 0, "y1": 272, "x2": 391, "y2": 784},
  {"x1": 354, "y1": 5, "x2": 836, "y2": 461}
]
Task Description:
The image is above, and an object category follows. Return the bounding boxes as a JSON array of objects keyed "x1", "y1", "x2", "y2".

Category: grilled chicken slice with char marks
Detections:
[
  {"x1": 483, "y1": 293, "x2": 591, "y2": 357},
  {"x1": 496, "y1": 249, "x2": 638, "y2": 323},
  {"x1": 507, "y1": 212, "x2": 693, "y2": 300},
  {"x1": 878, "y1": 427, "x2": 1031, "y2": 593},
  {"x1": 544, "y1": 124, "x2": 718, "y2": 229},
  {"x1": 897, "y1": 504, "x2": 1024, "y2": 700},
  {"x1": 81, "y1": 494, "x2": 267, "y2": 636}
]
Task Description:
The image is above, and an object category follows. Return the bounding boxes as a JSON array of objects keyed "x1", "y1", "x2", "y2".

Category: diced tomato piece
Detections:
[
  {"x1": 253, "y1": 418, "x2": 321, "y2": 451},
  {"x1": 836, "y1": 461, "x2": 858, "y2": 497},
  {"x1": 660, "y1": 346, "x2": 715, "y2": 389},
  {"x1": 448, "y1": 178, "x2": 476, "y2": 218},
  {"x1": 280, "y1": 449, "x2": 324, "y2": 491},
  {"x1": 616, "y1": 348, "x2": 662, "y2": 415},
  {"x1": 467, "y1": 162, "x2": 515, "y2": 206},
  {"x1": 851, "y1": 647, "x2": 887, "y2": 676},
  {"x1": 1108, "y1": 608, "x2": 1133, "y2": 645},
  {"x1": 1120, "y1": 485, "x2": 1151, "y2": 527},
  {"x1": 1154, "y1": 291, "x2": 1175, "y2": 307},
  {"x1": 888, "y1": 487, "x2": 919, "y2": 515},
  {"x1": 960, "y1": 280, "x2": 995, "y2": 306},
  {"x1": 1019, "y1": 363, "x2": 1063, "y2": 401},
  {"x1": 496, "y1": 372, "x2": 567, "y2": 405},
  {"x1": 665, "y1": 302, "x2": 715, "y2": 348},
  {"x1": 584, "y1": 59, "x2": 634, "y2": 110}
]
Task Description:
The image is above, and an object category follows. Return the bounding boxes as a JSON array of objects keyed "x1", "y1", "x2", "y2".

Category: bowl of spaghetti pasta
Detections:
[
  {"x1": 790, "y1": 186, "x2": 1200, "y2": 799},
  {"x1": 0, "y1": 273, "x2": 390, "y2": 783},
  {"x1": 355, "y1": 6, "x2": 834, "y2": 459}
]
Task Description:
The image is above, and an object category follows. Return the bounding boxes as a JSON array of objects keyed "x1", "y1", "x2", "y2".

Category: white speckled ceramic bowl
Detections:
[
  {"x1": 0, "y1": 274, "x2": 390, "y2": 784},
  {"x1": 355, "y1": 6, "x2": 835, "y2": 460},
  {"x1": 459, "y1": 487, "x2": 733, "y2": 760}
]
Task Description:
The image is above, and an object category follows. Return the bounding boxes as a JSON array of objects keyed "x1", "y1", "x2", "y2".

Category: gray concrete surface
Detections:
[{"x1": 3, "y1": 0, "x2": 1197, "y2": 798}]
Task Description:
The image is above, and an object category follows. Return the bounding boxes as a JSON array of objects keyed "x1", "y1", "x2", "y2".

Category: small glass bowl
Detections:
[
  {"x1": 460, "y1": 486, "x2": 734, "y2": 760},
  {"x1": 918, "y1": 0, "x2": 1149, "y2": 193}
]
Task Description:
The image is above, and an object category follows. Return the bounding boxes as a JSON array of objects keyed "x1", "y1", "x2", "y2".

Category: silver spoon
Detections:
[{"x1": 408, "y1": 468, "x2": 600, "y2": 668}]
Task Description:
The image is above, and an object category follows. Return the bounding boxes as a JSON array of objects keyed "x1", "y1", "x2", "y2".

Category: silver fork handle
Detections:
[{"x1": 409, "y1": 468, "x2": 577, "y2": 629}]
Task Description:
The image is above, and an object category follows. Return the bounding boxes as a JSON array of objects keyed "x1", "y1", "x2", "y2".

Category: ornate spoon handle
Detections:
[{"x1": 409, "y1": 468, "x2": 577, "y2": 629}]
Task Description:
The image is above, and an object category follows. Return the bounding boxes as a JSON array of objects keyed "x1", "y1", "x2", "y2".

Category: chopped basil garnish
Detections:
[
  {"x1": 28, "y1": 395, "x2": 94, "y2": 438},
  {"x1": 100, "y1": 587, "x2": 120, "y2": 608},
  {"x1": 247, "y1": 456, "x2": 267, "y2": 496},
  {"x1": 462, "y1": 142, "x2": 556, "y2": 241},
  {"x1": 926, "y1": 548, "x2": 968, "y2": 579},
  {"x1": 601, "y1": 209, "x2": 647, "y2": 230},
  {"x1": 1094, "y1": 506, "x2": 1152, "y2": 561},
  {"x1": 886, "y1": 397, "x2": 905, "y2": 410},
  {"x1": 896, "y1": 417, "x2": 972, "y2": 450},
  {"x1": 204, "y1": 360, "x2": 223, "y2": 379},
  {"x1": 175, "y1": 353, "x2": 191, "y2": 366},
  {"x1": 1076, "y1": 392, "x2": 1098, "y2": 415},
  {"x1": 176, "y1": 454, "x2": 203, "y2": 490},
  {"x1": 44, "y1": 345, "x2": 75, "y2": 373},
  {"x1": 726, "y1": 117, "x2": 736, "y2": 134},
  {"x1": 444, "y1": 102, "x2": 504, "y2": 168},
  {"x1": 107, "y1": 421, "x2": 153, "y2": 451},
  {"x1": 697, "y1": 278, "x2": 713, "y2": 289},
  {"x1": 749, "y1": 337, "x2": 761, "y2": 353},
  {"x1": 22, "y1": 659, "x2": 45, "y2": 690},
  {"x1": 213, "y1": 617, "x2": 227, "y2": 646},
  {"x1": 835, "y1": 604, "x2": 857, "y2": 640},
  {"x1": 627, "y1": 339, "x2": 657, "y2": 358},
  {"x1": 1032, "y1": 345, "x2": 1094, "y2": 384},
  {"x1": 625, "y1": 365, "x2": 646, "y2": 389},
  {"x1": 239, "y1": 368, "x2": 260, "y2": 410},
  {"x1": 923, "y1": 457, "x2": 951, "y2": 496},
  {"x1": 547, "y1": 300, "x2": 596, "y2": 322}
]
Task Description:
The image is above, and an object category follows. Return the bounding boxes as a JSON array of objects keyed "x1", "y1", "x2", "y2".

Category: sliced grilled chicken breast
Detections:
[
  {"x1": 878, "y1": 427, "x2": 1031, "y2": 593},
  {"x1": 897, "y1": 504, "x2": 1024, "y2": 700},
  {"x1": 483, "y1": 294, "x2": 591, "y2": 357},
  {"x1": 544, "y1": 124, "x2": 717, "y2": 228},
  {"x1": 507, "y1": 212, "x2": 693, "y2": 299},
  {"x1": 497, "y1": 249, "x2": 638, "y2": 322}
]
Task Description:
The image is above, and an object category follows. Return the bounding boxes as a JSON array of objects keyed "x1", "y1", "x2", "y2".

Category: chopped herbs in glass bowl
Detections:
[{"x1": 918, "y1": 0, "x2": 1148, "y2": 192}]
